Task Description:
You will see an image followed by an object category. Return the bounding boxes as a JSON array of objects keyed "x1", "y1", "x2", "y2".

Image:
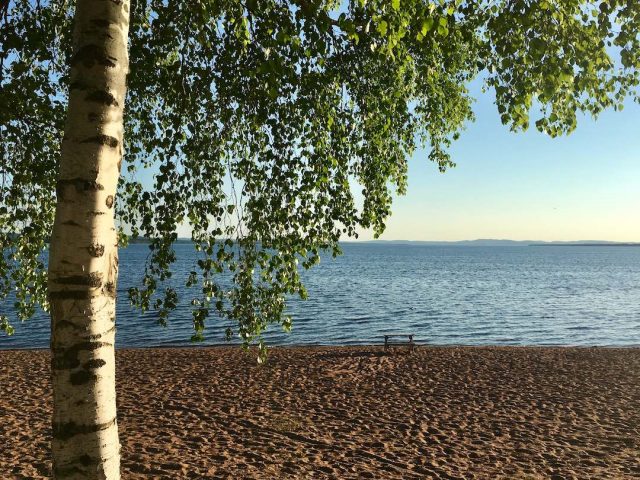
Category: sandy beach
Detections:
[{"x1": 1, "y1": 346, "x2": 638, "y2": 479}]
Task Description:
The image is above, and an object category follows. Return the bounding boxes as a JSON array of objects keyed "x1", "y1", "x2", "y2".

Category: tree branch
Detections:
[{"x1": 1, "y1": 0, "x2": 9, "y2": 22}]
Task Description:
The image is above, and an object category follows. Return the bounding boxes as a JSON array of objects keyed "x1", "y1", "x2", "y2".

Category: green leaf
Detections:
[
  {"x1": 421, "y1": 18, "x2": 434, "y2": 35},
  {"x1": 377, "y1": 20, "x2": 388, "y2": 37}
]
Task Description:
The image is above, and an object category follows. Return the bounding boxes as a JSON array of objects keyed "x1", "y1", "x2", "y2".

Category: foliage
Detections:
[
  {"x1": 1, "y1": 0, "x2": 638, "y2": 357},
  {"x1": 0, "y1": 0, "x2": 72, "y2": 334}
]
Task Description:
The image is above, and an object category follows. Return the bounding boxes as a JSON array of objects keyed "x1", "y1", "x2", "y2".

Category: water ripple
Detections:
[{"x1": 2, "y1": 244, "x2": 640, "y2": 349}]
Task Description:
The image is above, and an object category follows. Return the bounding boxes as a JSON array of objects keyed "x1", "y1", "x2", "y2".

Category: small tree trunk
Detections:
[{"x1": 48, "y1": 1, "x2": 130, "y2": 478}]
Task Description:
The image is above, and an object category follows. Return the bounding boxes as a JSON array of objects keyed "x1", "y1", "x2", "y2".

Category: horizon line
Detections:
[{"x1": 161, "y1": 237, "x2": 640, "y2": 245}]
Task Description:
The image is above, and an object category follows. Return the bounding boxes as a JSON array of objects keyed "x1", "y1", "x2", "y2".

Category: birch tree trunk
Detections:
[{"x1": 48, "y1": 1, "x2": 130, "y2": 478}]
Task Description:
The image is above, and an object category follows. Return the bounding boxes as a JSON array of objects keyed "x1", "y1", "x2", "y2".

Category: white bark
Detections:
[{"x1": 48, "y1": 0, "x2": 130, "y2": 478}]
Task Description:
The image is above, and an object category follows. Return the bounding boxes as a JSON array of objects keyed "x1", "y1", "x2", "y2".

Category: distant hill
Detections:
[
  {"x1": 5, "y1": 234, "x2": 636, "y2": 248},
  {"x1": 357, "y1": 239, "x2": 640, "y2": 247},
  {"x1": 126, "y1": 237, "x2": 193, "y2": 244},
  {"x1": 132, "y1": 238, "x2": 639, "y2": 247}
]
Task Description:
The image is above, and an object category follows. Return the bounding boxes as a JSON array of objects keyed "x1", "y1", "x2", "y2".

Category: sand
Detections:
[{"x1": 0, "y1": 346, "x2": 638, "y2": 479}]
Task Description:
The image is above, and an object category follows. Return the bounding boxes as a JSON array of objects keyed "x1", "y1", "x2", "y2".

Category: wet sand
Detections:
[{"x1": 1, "y1": 346, "x2": 639, "y2": 479}]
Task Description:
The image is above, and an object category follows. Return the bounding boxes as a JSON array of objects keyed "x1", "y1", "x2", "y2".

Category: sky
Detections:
[
  {"x1": 169, "y1": 80, "x2": 640, "y2": 244},
  {"x1": 359, "y1": 81, "x2": 640, "y2": 242}
]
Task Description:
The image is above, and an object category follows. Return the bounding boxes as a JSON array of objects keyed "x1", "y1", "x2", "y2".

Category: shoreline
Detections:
[
  {"x1": 3, "y1": 343, "x2": 640, "y2": 352},
  {"x1": 2, "y1": 345, "x2": 639, "y2": 478}
]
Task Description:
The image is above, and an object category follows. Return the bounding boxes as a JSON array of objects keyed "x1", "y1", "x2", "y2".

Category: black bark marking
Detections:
[
  {"x1": 83, "y1": 179, "x2": 104, "y2": 191},
  {"x1": 80, "y1": 134, "x2": 119, "y2": 148},
  {"x1": 49, "y1": 290, "x2": 93, "y2": 300},
  {"x1": 52, "y1": 355, "x2": 80, "y2": 371},
  {"x1": 61, "y1": 220, "x2": 82, "y2": 227},
  {"x1": 52, "y1": 417, "x2": 117, "y2": 441},
  {"x1": 57, "y1": 178, "x2": 104, "y2": 200},
  {"x1": 69, "y1": 80, "x2": 90, "y2": 91},
  {"x1": 52, "y1": 341, "x2": 113, "y2": 370},
  {"x1": 88, "y1": 243, "x2": 105, "y2": 257},
  {"x1": 50, "y1": 326, "x2": 116, "y2": 350},
  {"x1": 71, "y1": 45, "x2": 117, "y2": 68},
  {"x1": 53, "y1": 272, "x2": 103, "y2": 288},
  {"x1": 87, "y1": 211, "x2": 105, "y2": 216},
  {"x1": 85, "y1": 90, "x2": 118, "y2": 107},
  {"x1": 104, "y1": 282, "x2": 116, "y2": 298},
  {"x1": 55, "y1": 319, "x2": 83, "y2": 331},
  {"x1": 91, "y1": 19, "x2": 111, "y2": 28},
  {"x1": 96, "y1": 325, "x2": 116, "y2": 339},
  {"x1": 83, "y1": 359, "x2": 106, "y2": 369},
  {"x1": 86, "y1": 325, "x2": 116, "y2": 341},
  {"x1": 87, "y1": 112, "x2": 101, "y2": 122},
  {"x1": 105, "y1": 195, "x2": 114, "y2": 208},
  {"x1": 70, "y1": 369, "x2": 94, "y2": 385},
  {"x1": 52, "y1": 453, "x2": 101, "y2": 477},
  {"x1": 54, "y1": 464, "x2": 85, "y2": 478}
]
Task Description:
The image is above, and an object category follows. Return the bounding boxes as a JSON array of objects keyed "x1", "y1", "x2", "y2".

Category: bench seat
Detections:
[{"x1": 384, "y1": 334, "x2": 415, "y2": 352}]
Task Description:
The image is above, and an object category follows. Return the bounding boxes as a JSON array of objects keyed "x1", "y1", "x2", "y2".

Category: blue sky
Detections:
[{"x1": 361, "y1": 81, "x2": 640, "y2": 242}]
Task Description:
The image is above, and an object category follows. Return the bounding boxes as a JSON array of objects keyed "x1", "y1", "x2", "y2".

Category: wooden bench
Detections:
[{"x1": 384, "y1": 334, "x2": 415, "y2": 353}]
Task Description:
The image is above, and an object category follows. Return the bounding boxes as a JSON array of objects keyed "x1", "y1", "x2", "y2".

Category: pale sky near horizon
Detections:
[{"x1": 356, "y1": 80, "x2": 640, "y2": 243}]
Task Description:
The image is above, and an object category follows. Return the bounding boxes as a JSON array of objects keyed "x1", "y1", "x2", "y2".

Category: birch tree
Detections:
[
  {"x1": 1, "y1": 1, "x2": 639, "y2": 479},
  {"x1": 46, "y1": 0, "x2": 130, "y2": 477}
]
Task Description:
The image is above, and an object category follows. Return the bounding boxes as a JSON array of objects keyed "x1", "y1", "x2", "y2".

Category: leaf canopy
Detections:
[{"x1": 1, "y1": 0, "x2": 638, "y2": 354}]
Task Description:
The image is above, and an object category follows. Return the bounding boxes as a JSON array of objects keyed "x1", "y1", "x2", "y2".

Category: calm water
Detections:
[{"x1": 1, "y1": 244, "x2": 639, "y2": 349}]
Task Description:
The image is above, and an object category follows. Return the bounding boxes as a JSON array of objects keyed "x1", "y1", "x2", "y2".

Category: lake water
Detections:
[{"x1": 1, "y1": 244, "x2": 639, "y2": 349}]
